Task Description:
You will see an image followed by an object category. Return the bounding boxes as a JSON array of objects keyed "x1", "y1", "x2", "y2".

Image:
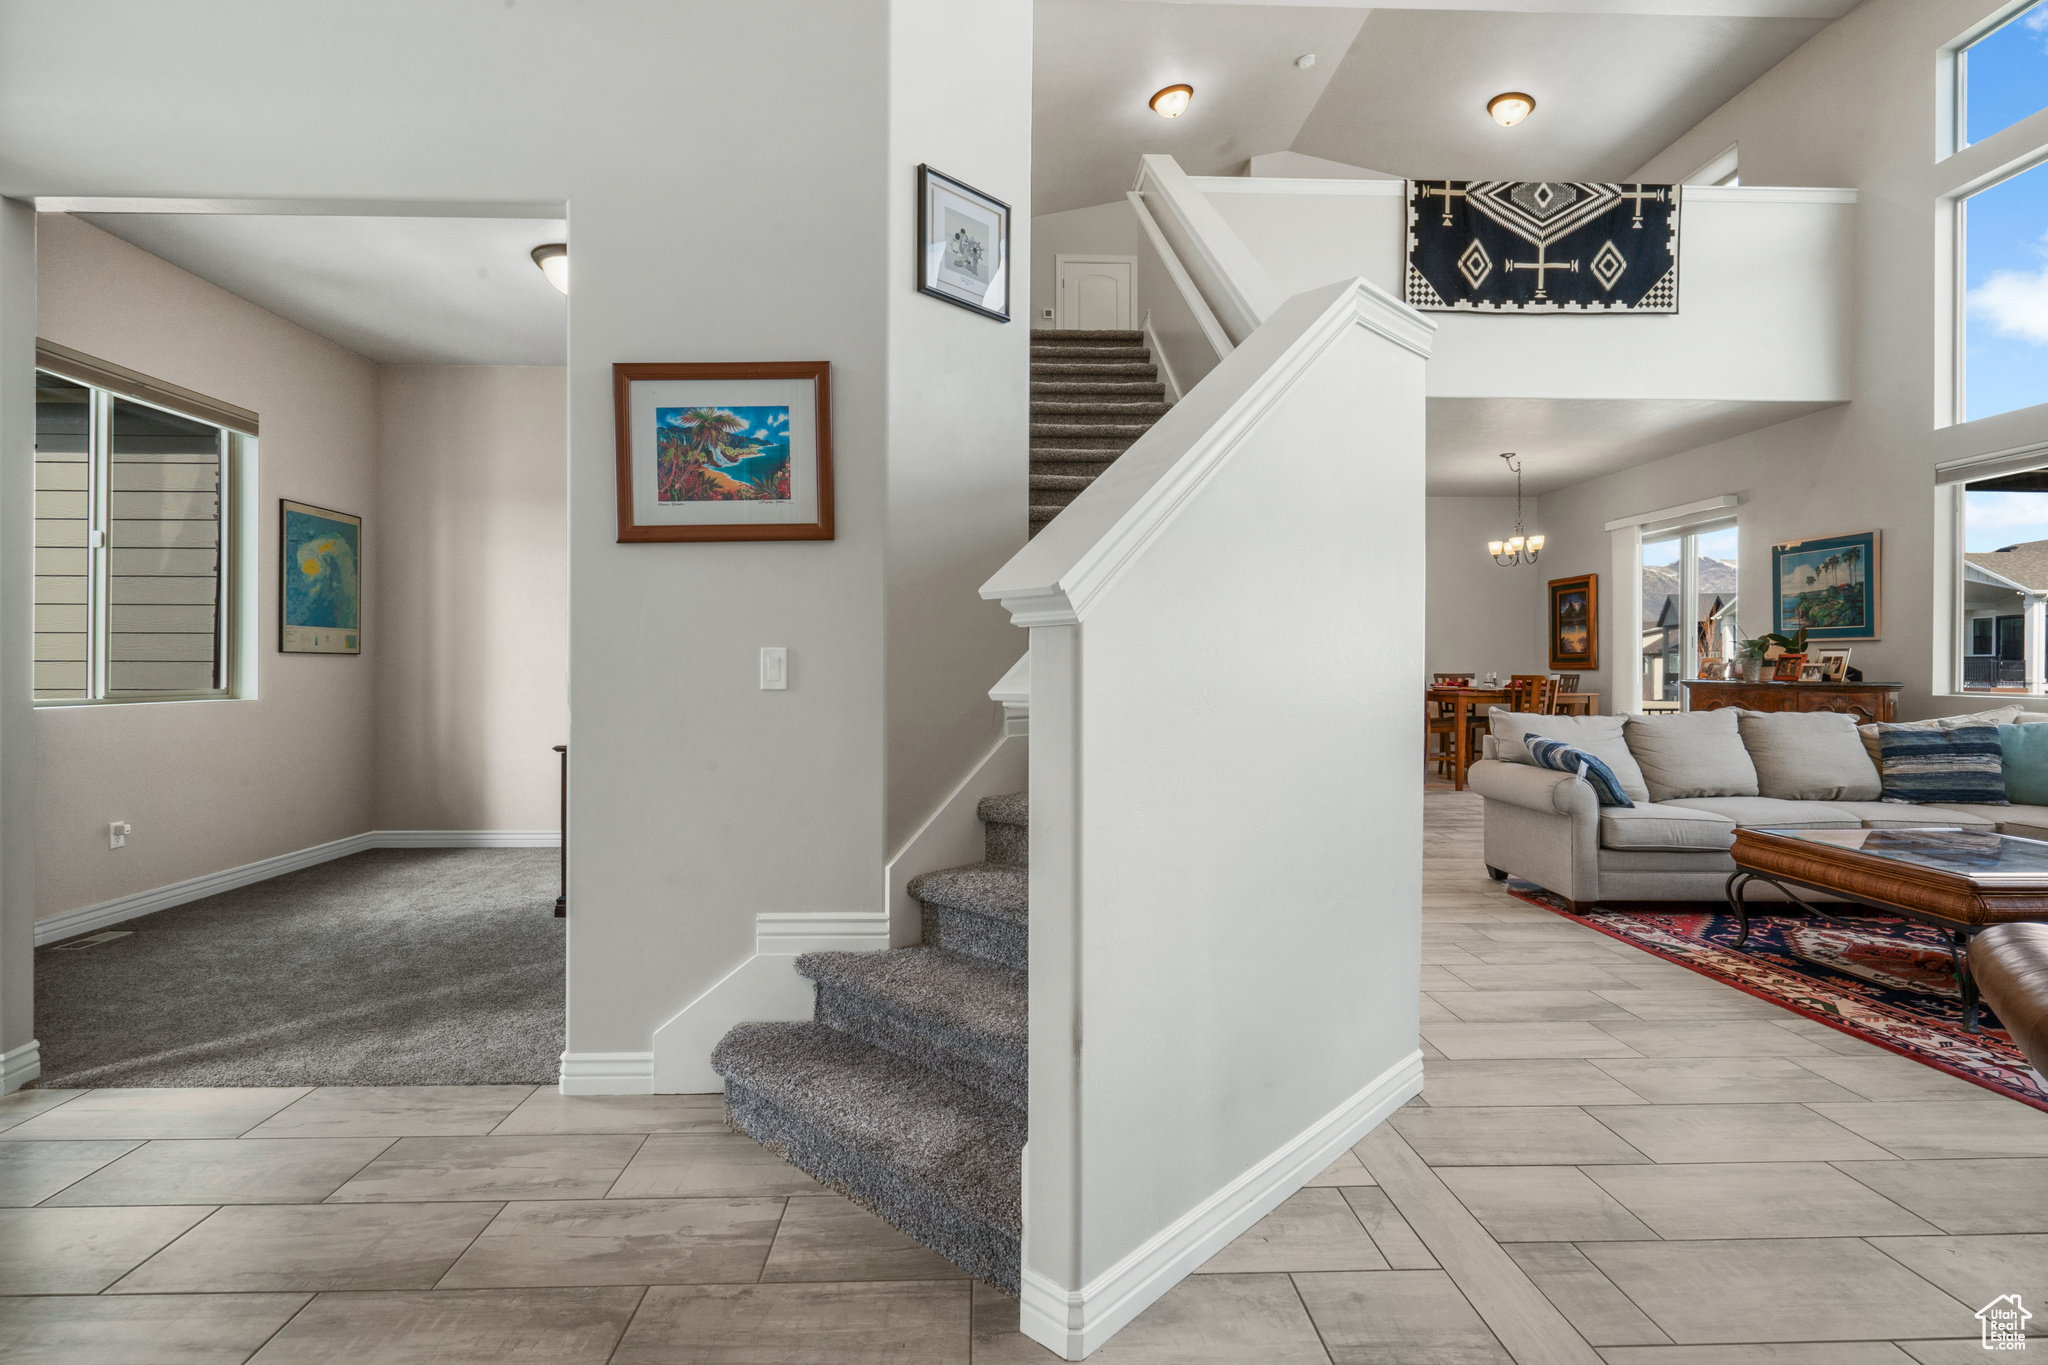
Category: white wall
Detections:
[
  {"x1": 1426, "y1": 496, "x2": 1548, "y2": 683},
  {"x1": 33, "y1": 213, "x2": 379, "y2": 921},
  {"x1": 885, "y1": 0, "x2": 1033, "y2": 854},
  {"x1": 1197, "y1": 179, "x2": 1855, "y2": 405},
  {"x1": 371, "y1": 365, "x2": 567, "y2": 833},
  {"x1": 1029, "y1": 199, "x2": 1145, "y2": 328},
  {"x1": 1, "y1": 199, "x2": 33, "y2": 1086},
  {"x1": 1527, "y1": 0, "x2": 2048, "y2": 721},
  {"x1": 0, "y1": 0, "x2": 1034, "y2": 1081}
]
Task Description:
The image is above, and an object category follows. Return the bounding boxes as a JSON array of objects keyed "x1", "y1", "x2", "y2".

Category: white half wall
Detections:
[
  {"x1": 372, "y1": 365, "x2": 567, "y2": 833},
  {"x1": 33, "y1": 213, "x2": 380, "y2": 924}
]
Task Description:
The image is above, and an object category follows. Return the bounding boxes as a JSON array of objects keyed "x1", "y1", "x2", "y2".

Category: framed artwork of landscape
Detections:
[
  {"x1": 280, "y1": 500, "x2": 361, "y2": 654},
  {"x1": 612, "y1": 361, "x2": 834, "y2": 542},
  {"x1": 1548, "y1": 573, "x2": 1599, "y2": 671},
  {"x1": 917, "y1": 165, "x2": 1010, "y2": 322},
  {"x1": 1772, "y1": 529, "x2": 1878, "y2": 641}
]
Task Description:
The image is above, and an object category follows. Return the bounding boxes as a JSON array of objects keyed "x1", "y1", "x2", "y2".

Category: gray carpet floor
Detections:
[{"x1": 34, "y1": 848, "x2": 564, "y2": 1088}]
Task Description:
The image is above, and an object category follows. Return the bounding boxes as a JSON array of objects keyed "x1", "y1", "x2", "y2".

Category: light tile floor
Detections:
[{"x1": 1, "y1": 784, "x2": 2044, "y2": 1362}]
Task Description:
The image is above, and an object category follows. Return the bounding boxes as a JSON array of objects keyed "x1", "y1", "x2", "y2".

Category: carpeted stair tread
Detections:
[
  {"x1": 1032, "y1": 380, "x2": 1165, "y2": 396},
  {"x1": 1026, "y1": 331, "x2": 1167, "y2": 536},
  {"x1": 714, "y1": 1021, "x2": 1022, "y2": 1291},
  {"x1": 1031, "y1": 328, "x2": 1142, "y2": 340},
  {"x1": 797, "y1": 947, "x2": 1027, "y2": 1108},
  {"x1": 977, "y1": 792, "x2": 1027, "y2": 827},
  {"x1": 1031, "y1": 474, "x2": 1095, "y2": 491},
  {"x1": 907, "y1": 862, "x2": 1027, "y2": 924}
]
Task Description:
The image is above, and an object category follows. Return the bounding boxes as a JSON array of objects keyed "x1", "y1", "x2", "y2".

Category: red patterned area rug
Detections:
[{"x1": 1507, "y1": 884, "x2": 2048, "y2": 1112}]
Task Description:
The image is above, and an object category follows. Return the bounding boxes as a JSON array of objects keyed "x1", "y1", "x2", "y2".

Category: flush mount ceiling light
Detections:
[
  {"x1": 1150, "y1": 84, "x2": 1193, "y2": 118},
  {"x1": 530, "y1": 243, "x2": 568, "y2": 294},
  {"x1": 1488, "y1": 92, "x2": 1535, "y2": 127},
  {"x1": 1487, "y1": 453, "x2": 1544, "y2": 566}
]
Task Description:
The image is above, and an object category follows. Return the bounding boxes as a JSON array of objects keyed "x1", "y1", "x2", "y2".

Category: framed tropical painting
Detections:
[
  {"x1": 917, "y1": 165, "x2": 1010, "y2": 321},
  {"x1": 612, "y1": 361, "x2": 834, "y2": 542},
  {"x1": 280, "y1": 500, "x2": 362, "y2": 654},
  {"x1": 1547, "y1": 573, "x2": 1598, "y2": 671},
  {"x1": 1772, "y1": 530, "x2": 1878, "y2": 641}
]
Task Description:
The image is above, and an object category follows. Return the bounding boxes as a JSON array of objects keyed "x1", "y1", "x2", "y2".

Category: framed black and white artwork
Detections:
[{"x1": 918, "y1": 165, "x2": 1010, "y2": 322}]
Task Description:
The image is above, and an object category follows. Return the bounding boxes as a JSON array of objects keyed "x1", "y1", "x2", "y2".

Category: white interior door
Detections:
[{"x1": 1056, "y1": 256, "x2": 1135, "y2": 330}]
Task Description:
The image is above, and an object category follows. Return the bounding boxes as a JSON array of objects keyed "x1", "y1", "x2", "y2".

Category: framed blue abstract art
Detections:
[{"x1": 280, "y1": 499, "x2": 361, "y2": 654}]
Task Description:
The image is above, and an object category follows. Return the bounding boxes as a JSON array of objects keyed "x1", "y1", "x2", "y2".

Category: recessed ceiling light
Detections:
[
  {"x1": 1488, "y1": 92, "x2": 1535, "y2": 127},
  {"x1": 530, "y1": 243, "x2": 568, "y2": 294},
  {"x1": 1150, "y1": 84, "x2": 1193, "y2": 118}
]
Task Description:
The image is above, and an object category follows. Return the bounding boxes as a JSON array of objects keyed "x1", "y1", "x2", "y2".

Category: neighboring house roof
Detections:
[{"x1": 1966, "y1": 539, "x2": 2048, "y2": 592}]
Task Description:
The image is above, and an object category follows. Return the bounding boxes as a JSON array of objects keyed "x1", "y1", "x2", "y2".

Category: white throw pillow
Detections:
[
  {"x1": 1857, "y1": 705, "x2": 2026, "y2": 768},
  {"x1": 1735, "y1": 709, "x2": 1882, "y2": 801},
  {"x1": 1624, "y1": 710, "x2": 1760, "y2": 802},
  {"x1": 1488, "y1": 711, "x2": 1651, "y2": 804}
]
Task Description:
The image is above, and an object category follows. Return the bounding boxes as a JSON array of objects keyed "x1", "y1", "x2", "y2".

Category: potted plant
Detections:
[{"x1": 1735, "y1": 628, "x2": 1808, "y2": 683}]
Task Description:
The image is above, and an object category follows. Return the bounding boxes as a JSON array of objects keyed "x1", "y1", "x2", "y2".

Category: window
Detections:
[
  {"x1": 1640, "y1": 520, "x2": 1739, "y2": 712},
  {"x1": 34, "y1": 365, "x2": 247, "y2": 703},
  {"x1": 1961, "y1": 157, "x2": 2048, "y2": 422},
  {"x1": 1957, "y1": 467, "x2": 2048, "y2": 691},
  {"x1": 1959, "y1": 0, "x2": 2048, "y2": 149}
]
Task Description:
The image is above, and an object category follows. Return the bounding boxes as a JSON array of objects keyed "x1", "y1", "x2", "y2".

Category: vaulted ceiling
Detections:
[{"x1": 1033, "y1": 0, "x2": 1854, "y2": 215}]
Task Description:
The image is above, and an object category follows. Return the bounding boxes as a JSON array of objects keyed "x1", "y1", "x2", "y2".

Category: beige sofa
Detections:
[{"x1": 1469, "y1": 703, "x2": 2048, "y2": 909}]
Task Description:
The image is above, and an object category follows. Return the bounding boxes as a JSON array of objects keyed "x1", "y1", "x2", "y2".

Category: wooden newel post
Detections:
[{"x1": 553, "y1": 744, "x2": 568, "y2": 918}]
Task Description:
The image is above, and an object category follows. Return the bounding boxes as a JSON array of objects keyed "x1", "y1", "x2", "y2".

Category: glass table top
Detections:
[{"x1": 1752, "y1": 826, "x2": 2048, "y2": 883}]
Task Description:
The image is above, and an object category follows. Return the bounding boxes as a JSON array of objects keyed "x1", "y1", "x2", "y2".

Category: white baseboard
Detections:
[
  {"x1": 1020, "y1": 1049, "x2": 1425, "y2": 1360},
  {"x1": 558, "y1": 1051, "x2": 655, "y2": 1095},
  {"x1": 33, "y1": 829, "x2": 561, "y2": 946},
  {"x1": 372, "y1": 829, "x2": 560, "y2": 849},
  {"x1": 0, "y1": 1040, "x2": 41, "y2": 1095},
  {"x1": 647, "y1": 950, "x2": 831, "y2": 1094}
]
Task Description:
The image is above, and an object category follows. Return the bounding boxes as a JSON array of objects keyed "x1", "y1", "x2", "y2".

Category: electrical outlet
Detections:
[
  {"x1": 109, "y1": 821, "x2": 130, "y2": 849},
  {"x1": 760, "y1": 647, "x2": 788, "y2": 690}
]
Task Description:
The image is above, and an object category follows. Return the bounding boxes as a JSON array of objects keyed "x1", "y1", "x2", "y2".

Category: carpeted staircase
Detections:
[
  {"x1": 1030, "y1": 328, "x2": 1169, "y2": 535},
  {"x1": 712, "y1": 793, "x2": 1029, "y2": 1292}
]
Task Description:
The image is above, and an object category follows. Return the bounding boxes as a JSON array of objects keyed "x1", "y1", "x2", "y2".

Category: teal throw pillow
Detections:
[{"x1": 2000, "y1": 723, "x2": 2048, "y2": 806}]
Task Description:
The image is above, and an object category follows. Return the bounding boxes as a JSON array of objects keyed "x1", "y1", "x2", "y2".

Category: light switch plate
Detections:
[
  {"x1": 760, "y1": 647, "x2": 788, "y2": 690},
  {"x1": 109, "y1": 821, "x2": 130, "y2": 849}
]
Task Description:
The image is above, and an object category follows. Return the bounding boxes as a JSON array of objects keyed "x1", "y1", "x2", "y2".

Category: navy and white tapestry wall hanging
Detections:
[{"x1": 1405, "y1": 181, "x2": 1680, "y2": 313}]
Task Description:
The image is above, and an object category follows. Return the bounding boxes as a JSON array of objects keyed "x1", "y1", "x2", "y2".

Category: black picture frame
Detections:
[{"x1": 917, "y1": 164, "x2": 1011, "y2": 322}]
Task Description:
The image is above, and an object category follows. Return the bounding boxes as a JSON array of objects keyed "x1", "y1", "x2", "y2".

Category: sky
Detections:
[
  {"x1": 1964, "y1": 2, "x2": 2048, "y2": 422},
  {"x1": 1967, "y1": 489, "x2": 2048, "y2": 550}
]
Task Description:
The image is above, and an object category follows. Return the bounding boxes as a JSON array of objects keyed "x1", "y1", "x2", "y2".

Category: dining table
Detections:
[
  {"x1": 1554, "y1": 692, "x2": 1602, "y2": 716},
  {"x1": 1426, "y1": 686, "x2": 1511, "y2": 791}
]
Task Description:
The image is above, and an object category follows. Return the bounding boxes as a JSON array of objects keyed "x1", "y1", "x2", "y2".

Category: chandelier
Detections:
[{"x1": 1487, "y1": 452, "x2": 1544, "y2": 566}]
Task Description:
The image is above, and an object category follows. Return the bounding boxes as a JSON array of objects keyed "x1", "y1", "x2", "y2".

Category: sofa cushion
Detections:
[
  {"x1": 1736, "y1": 709, "x2": 1882, "y2": 802},
  {"x1": 1489, "y1": 712, "x2": 1650, "y2": 803},
  {"x1": 1659, "y1": 796, "x2": 1861, "y2": 829},
  {"x1": 1875, "y1": 723, "x2": 2008, "y2": 805},
  {"x1": 1857, "y1": 705, "x2": 2025, "y2": 768},
  {"x1": 1597, "y1": 803, "x2": 1735, "y2": 852},
  {"x1": 1624, "y1": 710, "x2": 1760, "y2": 802},
  {"x1": 1824, "y1": 801, "x2": 1998, "y2": 830},
  {"x1": 1527, "y1": 738, "x2": 1634, "y2": 807},
  {"x1": 2003, "y1": 723, "x2": 2048, "y2": 806},
  {"x1": 1928, "y1": 803, "x2": 2048, "y2": 841}
]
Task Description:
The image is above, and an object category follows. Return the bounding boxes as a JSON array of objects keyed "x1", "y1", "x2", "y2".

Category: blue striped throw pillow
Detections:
[
  {"x1": 1526, "y1": 737, "x2": 1635, "y2": 807},
  {"x1": 1877, "y1": 722, "x2": 2008, "y2": 804}
]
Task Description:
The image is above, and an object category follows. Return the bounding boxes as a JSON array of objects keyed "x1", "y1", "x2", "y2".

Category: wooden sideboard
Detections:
[{"x1": 1681, "y1": 679, "x2": 1900, "y2": 724}]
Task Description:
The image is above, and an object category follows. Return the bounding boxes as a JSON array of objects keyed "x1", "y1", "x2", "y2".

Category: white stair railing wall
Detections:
[{"x1": 982, "y1": 277, "x2": 1433, "y2": 1359}]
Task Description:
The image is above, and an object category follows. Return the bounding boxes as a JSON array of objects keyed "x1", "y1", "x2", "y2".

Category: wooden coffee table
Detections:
[{"x1": 1729, "y1": 825, "x2": 2048, "y2": 1032}]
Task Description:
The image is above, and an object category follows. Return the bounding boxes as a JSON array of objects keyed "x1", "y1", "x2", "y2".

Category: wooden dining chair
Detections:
[{"x1": 1556, "y1": 673, "x2": 1580, "y2": 694}]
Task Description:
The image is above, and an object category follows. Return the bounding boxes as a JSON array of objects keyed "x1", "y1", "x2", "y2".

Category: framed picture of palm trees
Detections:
[
  {"x1": 611, "y1": 361, "x2": 834, "y2": 542},
  {"x1": 1772, "y1": 530, "x2": 1878, "y2": 640}
]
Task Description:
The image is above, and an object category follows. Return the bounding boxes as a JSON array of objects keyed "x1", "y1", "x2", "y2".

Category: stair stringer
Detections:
[{"x1": 650, "y1": 724, "x2": 1026, "y2": 1094}]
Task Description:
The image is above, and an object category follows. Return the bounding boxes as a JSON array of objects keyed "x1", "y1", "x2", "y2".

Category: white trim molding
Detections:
[
  {"x1": 33, "y1": 829, "x2": 562, "y2": 946},
  {"x1": 1019, "y1": 1050, "x2": 1424, "y2": 1360},
  {"x1": 1139, "y1": 312, "x2": 1182, "y2": 406},
  {"x1": 1126, "y1": 192, "x2": 1233, "y2": 363},
  {"x1": 0, "y1": 1040, "x2": 41, "y2": 1095},
  {"x1": 1936, "y1": 437, "x2": 2048, "y2": 485},
  {"x1": 1604, "y1": 494, "x2": 1738, "y2": 532},
  {"x1": 1189, "y1": 175, "x2": 1403, "y2": 197},
  {"x1": 559, "y1": 1051, "x2": 655, "y2": 1096}
]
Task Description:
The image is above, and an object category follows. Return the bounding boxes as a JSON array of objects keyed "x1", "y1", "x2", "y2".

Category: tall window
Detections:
[
  {"x1": 1959, "y1": 0, "x2": 2048, "y2": 148},
  {"x1": 1958, "y1": 468, "x2": 2048, "y2": 692},
  {"x1": 34, "y1": 368, "x2": 244, "y2": 702},
  {"x1": 1962, "y1": 157, "x2": 2048, "y2": 421},
  {"x1": 1641, "y1": 521, "x2": 1739, "y2": 712}
]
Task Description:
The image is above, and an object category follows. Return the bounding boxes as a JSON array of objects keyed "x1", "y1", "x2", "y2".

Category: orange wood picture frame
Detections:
[
  {"x1": 1548, "y1": 573, "x2": 1599, "y2": 671},
  {"x1": 613, "y1": 361, "x2": 834, "y2": 542}
]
